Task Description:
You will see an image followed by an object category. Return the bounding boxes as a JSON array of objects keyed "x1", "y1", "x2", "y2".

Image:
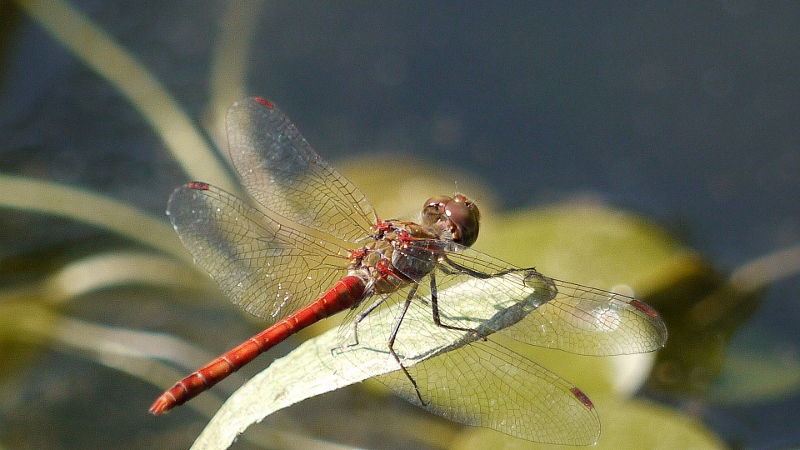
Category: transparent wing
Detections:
[
  {"x1": 425, "y1": 243, "x2": 668, "y2": 355},
  {"x1": 226, "y1": 97, "x2": 377, "y2": 243},
  {"x1": 381, "y1": 339, "x2": 601, "y2": 445},
  {"x1": 505, "y1": 278, "x2": 668, "y2": 355},
  {"x1": 167, "y1": 183, "x2": 351, "y2": 321}
]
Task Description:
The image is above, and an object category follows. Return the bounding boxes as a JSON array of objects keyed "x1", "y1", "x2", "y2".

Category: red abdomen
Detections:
[{"x1": 149, "y1": 275, "x2": 367, "y2": 414}]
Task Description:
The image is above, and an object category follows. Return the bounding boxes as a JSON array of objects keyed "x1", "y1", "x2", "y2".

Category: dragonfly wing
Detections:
[
  {"x1": 380, "y1": 338, "x2": 601, "y2": 445},
  {"x1": 504, "y1": 279, "x2": 668, "y2": 355},
  {"x1": 416, "y1": 243, "x2": 668, "y2": 355},
  {"x1": 168, "y1": 183, "x2": 351, "y2": 322},
  {"x1": 226, "y1": 97, "x2": 377, "y2": 243}
]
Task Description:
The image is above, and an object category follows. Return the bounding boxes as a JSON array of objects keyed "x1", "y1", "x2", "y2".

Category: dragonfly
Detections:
[{"x1": 150, "y1": 97, "x2": 667, "y2": 445}]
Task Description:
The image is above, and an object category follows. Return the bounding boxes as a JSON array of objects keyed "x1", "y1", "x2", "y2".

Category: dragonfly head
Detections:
[{"x1": 422, "y1": 194, "x2": 481, "y2": 247}]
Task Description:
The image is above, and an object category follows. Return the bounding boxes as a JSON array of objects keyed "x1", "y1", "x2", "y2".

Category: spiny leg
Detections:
[
  {"x1": 440, "y1": 256, "x2": 527, "y2": 280},
  {"x1": 342, "y1": 288, "x2": 387, "y2": 349},
  {"x1": 429, "y1": 271, "x2": 479, "y2": 334},
  {"x1": 386, "y1": 284, "x2": 427, "y2": 405}
]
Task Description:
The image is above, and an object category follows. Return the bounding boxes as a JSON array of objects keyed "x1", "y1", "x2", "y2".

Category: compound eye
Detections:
[
  {"x1": 444, "y1": 194, "x2": 480, "y2": 246},
  {"x1": 422, "y1": 194, "x2": 481, "y2": 247}
]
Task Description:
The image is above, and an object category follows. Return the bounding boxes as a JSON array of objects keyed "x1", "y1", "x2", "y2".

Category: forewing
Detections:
[
  {"x1": 167, "y1": 183, "x2": 351, "y2": 321},
  {"x1": 505, "y1": 278, "x2": 668, "y2": 355},
  {"x1": 422, "y1": 243, "x2": 668, "y2": 355},
  {"x1": 226, "y1": 97, "x2": 376, "y2": 243}
]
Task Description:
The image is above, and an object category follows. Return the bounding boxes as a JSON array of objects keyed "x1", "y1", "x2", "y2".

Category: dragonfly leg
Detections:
[
  {"x1": 429, "y1": 272, "x2": 482, "y2": 335},
  {"x1": 344, "y1": 292, "x2": 389, "y2": 348},
  {"x1": 386, "y1": 284, "x2": 427, "y2": 406},
  {"x1": 441, "y1": 256, "x2": 527, "y2": 280}
]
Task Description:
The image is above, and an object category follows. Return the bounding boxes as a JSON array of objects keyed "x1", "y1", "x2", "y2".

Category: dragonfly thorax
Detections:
[{"x1": 347, "y1": 218, "x2": 447, "y2": 294}]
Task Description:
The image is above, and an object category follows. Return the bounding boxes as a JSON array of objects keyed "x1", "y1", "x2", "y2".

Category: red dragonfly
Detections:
[{"x1": 150, "y1": 97, "x2": 667, "y2": 445}]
